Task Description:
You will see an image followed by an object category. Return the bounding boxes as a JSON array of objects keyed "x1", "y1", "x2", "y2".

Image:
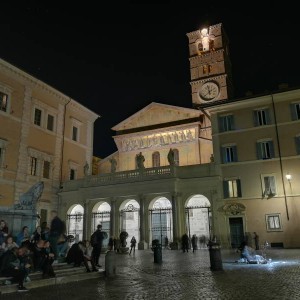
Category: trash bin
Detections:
[
  {"x1": 152, "y1": 239, "x2": 162, "y2": 264},
  {"x1": 207, "y1": 240, "x2": 223, "y2": 271},
  {"x1": 105, "y1": 251, "x2": 116, "y2": 277}
]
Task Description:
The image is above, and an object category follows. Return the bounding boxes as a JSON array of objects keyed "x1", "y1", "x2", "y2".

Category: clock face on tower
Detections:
[{"x1": 199, "y1": 81, "x2": 219, "y2": 101}]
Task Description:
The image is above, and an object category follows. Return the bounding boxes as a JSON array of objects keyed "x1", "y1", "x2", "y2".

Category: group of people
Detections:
[
  {"x1": 0, "y1": 211, "x2": 66, "y2": 292},
  {"x1": 181, "y1": 233, "x2": 208, "y2": 253},
  {"x1": 0, "y1": 216, "x2": 110, "y2": 292}
]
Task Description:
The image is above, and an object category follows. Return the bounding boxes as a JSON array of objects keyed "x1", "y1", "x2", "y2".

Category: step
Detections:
[{"x1": 0, "y1": 265, "x2": 105, "y2": 294}]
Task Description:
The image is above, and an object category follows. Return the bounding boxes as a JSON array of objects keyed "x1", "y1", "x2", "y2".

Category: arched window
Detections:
[
  {"x1": 173, "y1": 149, "x2": 179, "y2": 166},
  {"x1": 152, "y1": 151, "x2": 160, "y2": 167}
]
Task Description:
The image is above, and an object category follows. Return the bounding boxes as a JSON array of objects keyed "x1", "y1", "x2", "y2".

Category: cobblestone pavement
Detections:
[{"x1": 2, "y1": 248, "x2": 300, "y2": 300}]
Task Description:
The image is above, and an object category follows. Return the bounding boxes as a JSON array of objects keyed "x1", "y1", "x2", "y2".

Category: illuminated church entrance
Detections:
[
  {"x1": 120, "y1": 200, "x2": 140, "y2": 245},
  {"x1": 185, "y1": 195, "x2": 211, "y2": 248},
  {"x1": 67, "y1": 204, "x2": 84, "y2": 242},
  {"x1": 92, "y1": 202, "x2": 111, "y2": 248},
  {"x1": 149, "y1": 197, "x2": 172, "y2": 247}
]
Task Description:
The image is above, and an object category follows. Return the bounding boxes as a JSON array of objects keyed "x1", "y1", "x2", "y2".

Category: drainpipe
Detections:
[
  {"x1": 59, "y1": 98, "x2": 71, "y2": 189},
  {"x1": 271, "y1": 94, "x2": 289, "y2": 220}
]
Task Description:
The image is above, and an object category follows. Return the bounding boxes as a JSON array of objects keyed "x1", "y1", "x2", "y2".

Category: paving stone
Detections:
[{"x1": 1, "y1": 249, "x2": 300, "y2": 299}]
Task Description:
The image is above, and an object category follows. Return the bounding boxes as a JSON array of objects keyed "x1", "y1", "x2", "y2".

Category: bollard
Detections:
[
  {"x1": 207, "y1": 240, "x2": 223, "y2": 271},
  {"x1": 105, "y1": 250, "x2": 117, "y2": 277},
  {"x1": 152, "y1": 239, "x2": 162, "y2": 264}
]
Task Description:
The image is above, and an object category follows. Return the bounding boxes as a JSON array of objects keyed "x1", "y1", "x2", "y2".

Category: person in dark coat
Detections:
[
  {"x1": 66, "y1": 241, "x2": 91, "y2": 272},
  {"x1": 48, "y1": 210, "x2": 65, "y2": 259},
  {"x1": 181, "y1": 233, "x2": 189, "y2": 253},
  {"x1": 129, "y1": 236, "x2": 137, "y2": 255},
  {"x1": 191, "y1": 234, "x2": 197, "y2": 253},
  {"x1": 0, "y1": 246, "x2": 29, "y2": 292},
  {"x1": 91, "y1": 224, "x2": 106, "y2": 267}
]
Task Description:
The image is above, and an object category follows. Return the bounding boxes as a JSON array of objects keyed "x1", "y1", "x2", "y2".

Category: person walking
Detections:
[
  {"x1": 91, "y1": 224, "x2": 106, "y2": 267},
  {"x1": 181, "y1": 233, "x2": 189, "y2": 253},
  {"x1": 253, "y1": 232, "x2": 260, "y2": 250},
  {"x1": 191, "y1": 234, "x2": 197, "y2": 253},
  {"x1": 48, "y1": 210, "x2": 65, "y2": 260},
  {"x1": 129, "y1": 236, "x2": 137, "y2": 255}
]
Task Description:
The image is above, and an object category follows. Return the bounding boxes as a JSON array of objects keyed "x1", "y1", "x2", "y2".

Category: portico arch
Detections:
[
  {"x1": 185, "y1": 195, "x2": 211, "y2": 248},
  {"x1": 66, "y1": 204, "x2": 84, "y2": 242},
  {"x1": 91, "y1": 202, "x2": 111, "y2": 248},
  {"x1": 149, "y1": 197, "x2": 172, "y2": 246},
  {"x1": 119, "y1": 199, "x2": 140, "y2": 245}
]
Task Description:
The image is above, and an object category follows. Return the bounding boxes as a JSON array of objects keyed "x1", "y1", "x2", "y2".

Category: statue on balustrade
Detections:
[
  {"x1": 167, "y1": 148, "x2": 175, "y2": 166},
  {"x1": 109, "y1": 157, "x2": 117, "y2": 173},
  {"x1": 136, "y1": 152, "x2": 145, "y2": 169}
]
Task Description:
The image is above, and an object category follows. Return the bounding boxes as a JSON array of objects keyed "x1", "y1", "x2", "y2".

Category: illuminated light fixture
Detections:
[
  {"x1": 201, "y1": 28, "x2": 208, "y2": 36},
  {"x1": 286, "y1": 174, "x2": 292, "y2": 181}
]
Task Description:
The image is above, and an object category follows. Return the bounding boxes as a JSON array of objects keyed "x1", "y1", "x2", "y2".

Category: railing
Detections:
[{"x1": 61, "y1": 163, "x2": 219, "y2": 192}]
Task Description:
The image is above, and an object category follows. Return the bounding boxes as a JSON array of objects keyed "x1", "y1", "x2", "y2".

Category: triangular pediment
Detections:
[{"x1": 112, "y1": 102, "x2": 201, "y2": 131}]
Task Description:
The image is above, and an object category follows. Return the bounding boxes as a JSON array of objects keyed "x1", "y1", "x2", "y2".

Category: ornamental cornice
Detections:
[
  {"x1": 190, "y1": 74, "x2": 227, "y2": 85},
  {"x1": 188, "y1": 49, "x2": 224, "y2": 62}
]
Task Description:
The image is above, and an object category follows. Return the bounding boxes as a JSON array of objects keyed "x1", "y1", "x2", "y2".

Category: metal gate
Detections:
[
  {"x1": 149, "y1": 207, "x2": 173, "y2": 246},
  {"x1": 92, "y1": 211, "x2": 110, "y2": 248},
  {"x1": 67, "y1": 213, "x2": 83, "y2": 242},
  {"x1": 120, "y1": 204, "x2": 140, "y2": 243},
  {"x1": 185, "y1": 206, "x2": 211, "y2": 248}
]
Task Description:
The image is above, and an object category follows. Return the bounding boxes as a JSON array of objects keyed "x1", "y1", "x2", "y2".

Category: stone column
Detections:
[
  {"x1": 171, "y1": 192, "x2": 180, "y2": 249},
  {"x1": 83, "y1": 200, "x2": 89, "y2": 241},
  {"x1": 138, "y1": 194, "x2": 148, "y2": 250},
  {"x1": 110, "y1": 197, "x2": 116, "y2": 238}
]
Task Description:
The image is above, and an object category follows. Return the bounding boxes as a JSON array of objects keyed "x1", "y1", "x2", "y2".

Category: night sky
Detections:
[{"x1": 1, "y1": 2, "x2": 299, "y2": 158}]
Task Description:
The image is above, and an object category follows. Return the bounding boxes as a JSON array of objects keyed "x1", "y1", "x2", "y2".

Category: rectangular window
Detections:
[
  {"x1": 30, "y1": 157, "x2": 37, "y2": 176},
  {"x1": 253, "y1": 109, "x2": 270, "y2": 126},
  {"x1": 70, "y1": 168, "x2": 76, "y2": 180},
  {"x1": 295, "y1": 136, "x2": 300, "y2": 155},
  {"x1": 266, "y1": 214, "x2": 282, "y2": 231},
  {"x1": 219, "y1": 115, "x2": 235, "y2": 132},
  {"x1": 43, "y1": 161, "x2": 50, "y2": 179},
  {"x1": 256, "y1": 141, "x2": 274, "y2": 160},
  {"x1": 47, "y1": 114, "x2": 54, "y2": 131},
  {"x1": 221, "y1": 145, "x2": 238, "y2": 163},
  {"x1": 262, "y1": 175, "x2": 276, "y2": 197},
  {"x1": 223, "y1": 179, "x2": 242, "y2": 198},
  {"x1": 34, "y1": 108, "x2": 42, "y2": 126},
  {"x1": 72, "y1": 126, "x2": 78, "y2": 141},
  {"x1": 0, "y1": 92, "x2": 8, "y2": 112},
  {"x1": 290, "y1": 103, "x2": 300, "y2": 121}
]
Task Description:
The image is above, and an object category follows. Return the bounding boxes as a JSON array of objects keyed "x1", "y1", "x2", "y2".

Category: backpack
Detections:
[{"x1": 90, "y1": 232, "x2": 97, "y2": 247}]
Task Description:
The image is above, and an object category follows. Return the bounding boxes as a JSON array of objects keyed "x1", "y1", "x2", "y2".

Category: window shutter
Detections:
[
  {"x1": 290, "y1": 103, "x2": 297, "y2": 121},
  {"x1": 265, "y1": 109, "x2": 271, "y2": 125},
  {"x1": 256, "y1": 142, "x2": 262, "y2": 159},
  {"x1": 236, "y1": 179, "x2": 242, "y2": 197},
  {"x1": 264, "y1": 176, "x2": 271, "y2": 195},
  {"x1": 221, "y1": 147, "x2": 226, "y2": 163},
  {"x1": 232, "y1": 146, "x2": 238, "y2": 162},
  {"x1": 295, "y1": 136, "x2": 300, "y2": 155},
  {"x1": 270, "y1": 176, "x2": 276, "y2": 194},
  {"x1": 229, "y1": 115, "x2": 235, "y2": 130},
  {"x1": 218, "y1": 117, "x2": 224, "y2": 132},
  {"x1": 223, "y1": 181, "x2": 229, "y2": 198},
  {"x1": 253, "y1": 111, "x2": 258, "y2": 127},
  {"x1": 269, "y1": 141, "x2": 275, "y2": 158}
]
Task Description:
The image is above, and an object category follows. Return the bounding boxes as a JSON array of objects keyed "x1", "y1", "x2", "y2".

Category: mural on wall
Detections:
[{"x1": 120, "y1": 128, "x2": 196, "y2": 152}]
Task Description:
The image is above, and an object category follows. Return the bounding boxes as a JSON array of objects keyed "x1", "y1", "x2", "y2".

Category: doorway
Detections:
[{"x1": 229, "y1": 217, "x2": 244, "y2": 248}]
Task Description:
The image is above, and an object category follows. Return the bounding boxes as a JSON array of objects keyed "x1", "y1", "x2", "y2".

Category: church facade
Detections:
[{"x1": 59, "y1": 23, "x2": 300, "y2": 249}]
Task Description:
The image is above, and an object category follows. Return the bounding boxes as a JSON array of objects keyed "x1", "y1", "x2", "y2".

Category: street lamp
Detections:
[{"x1": 286, "y1": 173, "x2": 292, "y2": 181}]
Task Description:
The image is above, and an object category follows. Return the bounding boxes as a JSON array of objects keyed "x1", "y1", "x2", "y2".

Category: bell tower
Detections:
[{"x1": 186, "y1": 23, "x2": 233, "y2": 108}]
